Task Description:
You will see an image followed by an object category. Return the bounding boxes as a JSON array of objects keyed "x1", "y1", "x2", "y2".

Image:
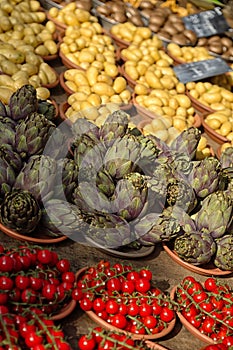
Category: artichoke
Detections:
[
  {"x1": 137, "y1": 206, "x2": 196, "y2": 244},
  {"x1": 166, "y1": 177, "x2": 197, "y2": 213},
  {"x1": 174, "y1": 230, "x2": 216, "y2": 265},
  {"x1": 53, "y1": 158, "x2": 79, "y2": 202},
  {"x1": 220, "y1": 147, "x2": 233, "y2": 169},
  {"x1": 99, "y1": 109, "x2": 129, "y2": 145},
  {"x1": 9, "y1": 84, "x2": 38, "y2": 121},
  {"x1": 0, "y1": 158, "x2": 15, "y2": 202},
  {"x1": 188, "y1": 157, "x2": 220, "y2": 198},
  {"x1": 40, "y1": 199, "x2": 88, "y2": 239},
  {"x1": 0, "y1": 144, "x2": 22, "y2": 175},
  {"x1": 195, "y1": 191, "x2": 233, "y2": 238},
  {"x1": 14, "y1": 155, "x2": 57, "y2": 205},
  {"x1": 71, "y1": 118, "x2": 100, "y2": 143},
  {"x1": 136, "y1": 135, "x2": 160, "y2": 176},
  {"x1": 0, "y1": 100, "x2": 8, "y2": 117},
  {"x1": 72, "y1": 181, "x2": 113, "y2": 213},
  {"x1": 0, "y1": 189, "x2": 41, "y2": 234},
  {"x1": 0, "y1": 122, "x2": 15, "y2": 147},
  {"x1": 14, "y1": 112, "x2": 56, "y2": 160},
  {"x1": 103, "y1": 134, "x2": 141, "y2": 180},
  {"x1": 85, "y1": 211, "x2": 133, "y2": 248},
  {"x1": 112, "y1": 172, "x2": 148, "y2": 221},
  {"x1": 170, "y1": 127, "x2": 201, "y2": 160},
  {"x1": 214, "y1": 235, "x2": 233, "y2": 270},
  {"x1": 72, "y1": 134, "x2": 106, "y2": 169},
  {"x1": 37, "y1": 99, "x2": 56, "y2": 122}
]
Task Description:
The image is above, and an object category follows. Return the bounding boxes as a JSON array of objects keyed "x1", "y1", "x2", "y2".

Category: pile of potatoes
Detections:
[
  {"x1": 60, "y1": 25, "x2": 117, "y2": 71},
  {"x1": 48, "y1": 3, "x2": 98, "y2": 27},
  {"x1": 166, "y1": 43, "x2": 214, "y2": 63},
  {"x1": 0, "y1": 41, "x2": 58, "y2": 102},
  {"x1": 110, "y1": 22, "x2": 152, "y2": 44},
  {"x1": 145, "y1": 8, "x2": 197, "y2": 46},
  {"x1": 195, "y1": 136, "x2": 214, "y2": 160},
  {"x1": 138, "y1": 0, "x2": 198, "y2": 18},
  {"x1": 96, "y1": 1, "x2": 145, "y2": 27},
  {"x1": 63, "y1": 66, "x2": 131, "y2": 118},
  {"x1": 135, "y1": 89, "x2": 196, "y2": 132},
  {"x1": 186, "y1": 82, "x2": 233, "y2": 113},
  {"x1": 0, "y1": 0, "x2": 58, "y2": 58},
  {"x1": 197, "y1": 35, "x2": 233, "y2": 61},
  {"x1": 64, "y1": 102, "x2": 136, "y2": 127},
  {"x1": 204, "y1": 109, "x2": 233, "y2": 140}
]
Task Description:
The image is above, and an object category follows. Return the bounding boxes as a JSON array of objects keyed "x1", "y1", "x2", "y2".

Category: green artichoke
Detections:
[
  {"x1": 0, "y1": 189, "x2": 41, "y2": 234},
  {"x1": 72, "y1": 134, "x2": 106, "y2": 169},
  {"x1": 85, "y1": 211, "x2": 133, "y2": 248},
  {"x1": 166, "y1": 177, "x2": 197, "y2": 213},
  {"x1": 71, "y1": 118, "x2": 100, "y2": 143},
  {"x1": 136, "y1": 135, "x2": 160, "y2": 176},
  {"x1": 112, "y1": 172, "x2": 148, "y2": 221},
  {"x1": 214, "y1": 235, "x2": 233, "y2": 270},
  {"x1": 0, "y1": 158, "x2": 15, "y2": 202},
  {"x1": 0, "y1": 144, "x2": 22, "y2": 175},
  {"x1": 53, "y1": 158, "x2": 79, "y2": 202},
  {"x1": 137, "y1": 206, "x2": 195, "y2": 244},
  {"x1": 14, "y1": 155, "x2": 57, "y2": 205},
  {"x1": 40, "y1": 199, "x2": 88, "y2": 239},
  {"x1": 14, "y1": 112, "x2": 56, "y2": 160},
  {"x1": 103, "y1": 134, "x2": 141, "y2": 180},
  {"x1": 188, "y1": 157, "x2": 220, "y2": 198},
  {"x1": 9, "y1": 84, "x2": 38, "y2": 121},
  {"x1": 0, "y1": 100, "x2": 9, "y2": 117},
  {"x1": 174, "y1": 230, "x2": 216, "y2": 265},
  {"x1": 72, "y1": 181, "x2": 112, "y2": 213},
  {"x1": 195, "y1": 191, "x2": 233, "y2": 238},
  {"x1": 37, "y1": 99, "x2": 56, "y2": 122},
  {"x1": 170, "y1": 126, "x2": 201, "y2": 160},
  {"x1": 220, "y1": 147, "x2": 233, "y2": 169},
  {"x1": 99, "y1": 109, "x2": 129, "y2": 145},
  {"x1": 0, "y1": 122, "x2": 15, "y2": 147}
]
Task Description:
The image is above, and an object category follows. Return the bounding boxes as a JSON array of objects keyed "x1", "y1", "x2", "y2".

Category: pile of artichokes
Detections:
[{"x1": 0, "y1": 84, "x2": 233, "y2": 271}]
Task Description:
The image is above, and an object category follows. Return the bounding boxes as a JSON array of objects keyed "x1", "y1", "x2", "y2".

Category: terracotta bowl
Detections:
[
  {"x1": 51, "y1": 298, "x2": 77, "y2": 320},
  {"x1": 42, "y1": 67, "x2": 60, "y2": 89},
  {"x1": 59, "y1": 51, "x2": 86, "y2": 70},
  {"x1": 0, "y1": 221, "x2": 68, "y2": 244},
  {"x1": 185, "y1": 90, "x2": 215, "y2": 116},
  {"x1": 145, "y1": 342, "x2": 169, "y2": 350},
  {"x1": 201, "y1": 117, "x2": 229, "y2": 144},
  {"x1": 96, "y1": 12, "x2": 118, "y2": 31},
  {"x1": 163, "y1": 243, "x2": 232, "y2": 276},
  {"x1": 108, "y1": 31, "x2": 130, "y2": 49},
  {"x1": 120, "y1": 64, "x2": 137, "y2": 89},
  {"x1": 76, "y1": 267, "x2": 176, "y2": 340},
  {"x1": 59, "y1": 71, "x2": 77, "y2": 95},
  {"x1": 46, "y1": 12, "x2": 67, "y2": 31},
  {"x1": 170, "y1": 286, "x2": 214, "y2": 345}
]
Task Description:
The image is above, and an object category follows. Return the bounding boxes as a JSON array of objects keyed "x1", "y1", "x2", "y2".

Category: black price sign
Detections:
[
  {"x1": 173, "y1": 58, "x2": 232, "y2": 84},
  {"x1": 183, "y1": 7, "x2": 230, "y2": 38}
]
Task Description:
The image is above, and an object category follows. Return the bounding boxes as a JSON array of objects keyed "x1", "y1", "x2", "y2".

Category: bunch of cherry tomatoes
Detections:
[
  {"x1": 175, "y1": 276, "x2": 233, "y2": 344},
  {"x1": 78, "y1": 327, "x2": 155, "y2": 350},
  {"x1": 73, "y1": 260, "x2": 175, "y2": 336},
  {"x1": 0, "y1": 244, "x2": 76, "y2": 315},
  {"x1": 0, "y1": 243, "x2": 75, "y2": 349}
]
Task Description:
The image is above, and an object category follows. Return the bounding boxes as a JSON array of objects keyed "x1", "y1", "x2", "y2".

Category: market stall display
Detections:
[{"x1": 0, "y1": 0, "x2": 233, "y2": 349}]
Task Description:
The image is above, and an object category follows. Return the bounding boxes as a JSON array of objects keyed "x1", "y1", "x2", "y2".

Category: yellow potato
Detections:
[{"x1": 92, "y1": 83, "x2": 115, "y2": 97}]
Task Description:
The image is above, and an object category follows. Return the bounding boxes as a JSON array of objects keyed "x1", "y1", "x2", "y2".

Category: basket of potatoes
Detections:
[
  {"x1": 109, "y1": 22, "x2": 152, "y2": 48},
  {"x1": 166, "y1": 43, "x2": 214, "y2": 64},
  {"x1": 59, "y1": 101, "x2": 134, "y2": 126},
  {"x1": 186, "y1": 81, "x2": 233, "y2": 116},
  {"x1": 202, "y1": 109, "x2": 233, "y2": 144}
]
